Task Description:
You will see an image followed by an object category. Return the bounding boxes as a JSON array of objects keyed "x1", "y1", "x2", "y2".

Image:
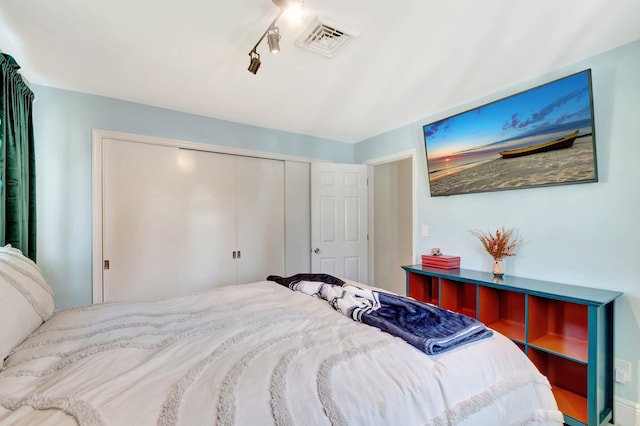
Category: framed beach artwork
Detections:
[{"x1": 423, "y1": 69, "x2": 598, "y2": 197}]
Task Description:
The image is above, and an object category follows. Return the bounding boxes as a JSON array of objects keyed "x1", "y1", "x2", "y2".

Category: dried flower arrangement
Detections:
[{"x1": 469, "y1": 227, "x2": 524, "y2": 260}]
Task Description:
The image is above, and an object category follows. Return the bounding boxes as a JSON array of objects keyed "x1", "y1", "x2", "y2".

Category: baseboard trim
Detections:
[{"x1": 614, "y1": 396, "x2": 640, "y2": 426}]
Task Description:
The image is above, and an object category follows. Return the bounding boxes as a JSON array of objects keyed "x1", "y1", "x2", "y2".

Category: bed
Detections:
[{"x1": 0, "y1": 245, "x2": 563, "y2": 425}]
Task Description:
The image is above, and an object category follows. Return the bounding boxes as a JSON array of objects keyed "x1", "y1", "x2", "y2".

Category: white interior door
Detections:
[
  {"x1": 311, "y1": 162, "x2": 368, "y2": 283},
  {"x1": 236, "y1": 156, "x2": 285, "y2": 283}
]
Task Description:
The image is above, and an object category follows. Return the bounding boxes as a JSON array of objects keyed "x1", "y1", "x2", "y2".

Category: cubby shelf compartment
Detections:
[
  {"x1": 407, "y1": 272, "x2": 438, "y2": 305},
  {"x1": 402, "y1": 265, "x2": 622, "y2": 426},
  {"x1": 529, "y1": 296, "x2": 588, "y2": 362},
  {"x1": 529, "y1": 348, "x2": 588, "y2": 425},
  {"x1": 440, "y1": 279, "x2": 476, "y2": 319},
  {"x1": 479, "y1": 286, "x2": 526, "y2": 343}
]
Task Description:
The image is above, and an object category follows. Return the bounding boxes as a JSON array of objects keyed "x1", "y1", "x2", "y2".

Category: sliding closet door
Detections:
[
  {"x1": 177, "y1": 149, "x2": 237, "y2": 291},
  {"x1": 235, "y1": 156, "x2": 285, "y2": 283},
  {"x1": 284, "y1": 161, "x2": 311, "y2": 275},
  {"x1": 102, "y1": 139, "x2": 185, "y2": 301},
  {"x1": 100, "y1": 139, "x2": 287, "y2": 302}
]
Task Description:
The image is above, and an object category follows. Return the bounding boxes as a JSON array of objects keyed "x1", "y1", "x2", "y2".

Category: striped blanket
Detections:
[{"x1": 267, "y1": 274, "x2": 492, "y2": 355}]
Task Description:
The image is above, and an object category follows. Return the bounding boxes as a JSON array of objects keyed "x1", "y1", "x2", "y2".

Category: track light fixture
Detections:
[
  {"x1": 267, "y1": 26, "x2": 281, "y2": 54},
  {"x1": 247, "y1": 0, "x2": 303, "y2": 74},
  {"x1": 248, "y1": 50, "x2": 261, "y2": 74}
]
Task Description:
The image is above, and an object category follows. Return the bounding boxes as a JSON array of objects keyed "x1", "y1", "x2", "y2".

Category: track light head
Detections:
[
  {"x1": 267, "y1": 27, "x2": 281, "y2": 54},
  {"x1": 248, "y1": 51, "x2": 261, "y2": 75}
]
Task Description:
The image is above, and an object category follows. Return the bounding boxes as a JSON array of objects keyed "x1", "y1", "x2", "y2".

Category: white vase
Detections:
[{"x1": 493, "y1": 258, "x2": 504, "y2": 277}]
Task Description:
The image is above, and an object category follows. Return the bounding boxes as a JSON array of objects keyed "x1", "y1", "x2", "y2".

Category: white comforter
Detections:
[{"x1": 0, "y1": 281, "x2": 562, "y2": 425}]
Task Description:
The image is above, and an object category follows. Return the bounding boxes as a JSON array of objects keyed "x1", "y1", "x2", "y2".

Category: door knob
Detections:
[{"x1": 313, "y1": 248, "x2": 320, "y2": 254}]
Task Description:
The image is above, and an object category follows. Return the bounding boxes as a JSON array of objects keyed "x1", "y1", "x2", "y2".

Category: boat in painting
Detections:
[{"x1": 499, "y1": 130, "x2": 580, "y2": 159}]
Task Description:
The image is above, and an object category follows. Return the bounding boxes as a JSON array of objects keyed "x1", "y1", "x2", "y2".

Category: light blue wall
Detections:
[
  {"x1": 32, "y1": 87, "x2": 354, "y2": 310},
  {"x1": 355, "y1": 39, "x2": 640, "y2": 405}
]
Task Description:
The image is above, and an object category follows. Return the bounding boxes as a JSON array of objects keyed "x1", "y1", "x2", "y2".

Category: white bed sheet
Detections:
[{"x1": 0, "y1": 281, "x2": 563, "y2": 425}]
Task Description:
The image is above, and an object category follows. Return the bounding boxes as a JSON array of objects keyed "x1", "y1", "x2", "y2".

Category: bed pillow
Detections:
[{"x1": 0, "y1": 245, "x2": 54, "y2": 367}]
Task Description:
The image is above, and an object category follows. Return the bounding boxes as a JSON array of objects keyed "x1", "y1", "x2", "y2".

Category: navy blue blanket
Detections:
[{"x1": 267, "y1": 274, "x2": 492, "y2": 355}]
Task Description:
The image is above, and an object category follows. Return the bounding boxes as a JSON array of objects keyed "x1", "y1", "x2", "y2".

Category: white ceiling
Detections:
[{"x1": 1, "y1": 0, "x2": 640, "y2": 143}]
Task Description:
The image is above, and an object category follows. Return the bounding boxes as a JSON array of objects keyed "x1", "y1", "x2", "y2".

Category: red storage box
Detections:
[{"x1": 421, "y1": 254, "x2": 461, "y2": 269}]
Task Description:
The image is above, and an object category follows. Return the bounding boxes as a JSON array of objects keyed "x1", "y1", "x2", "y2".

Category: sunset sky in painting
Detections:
[{"x1": 424, "y1": 70, "x2": 593, "y2": 161}]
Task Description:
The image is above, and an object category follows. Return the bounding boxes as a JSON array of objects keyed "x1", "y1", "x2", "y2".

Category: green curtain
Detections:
[{"x1": 0, "y1": 53, "x2": 36, "y2": 261}]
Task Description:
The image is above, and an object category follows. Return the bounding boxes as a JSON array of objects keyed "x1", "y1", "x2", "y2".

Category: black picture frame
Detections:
[{"x1": 423, "y1": 69, "x2": 598, "y2": 197}]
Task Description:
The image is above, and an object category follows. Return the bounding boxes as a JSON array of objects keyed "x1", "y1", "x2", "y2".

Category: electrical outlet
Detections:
[{"x1": 614, "y1": 359, "x2": 631, "y2": 383}]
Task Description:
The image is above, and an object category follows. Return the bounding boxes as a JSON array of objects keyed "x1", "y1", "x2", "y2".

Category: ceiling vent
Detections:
[{"x1": 296, "y1": 16, "x2": 358, "y2": 58}]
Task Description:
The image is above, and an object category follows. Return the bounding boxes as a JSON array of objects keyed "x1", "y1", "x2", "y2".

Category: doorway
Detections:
[{"x1": 368, "y1": 153, "x2": 414, "y2": 295}]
